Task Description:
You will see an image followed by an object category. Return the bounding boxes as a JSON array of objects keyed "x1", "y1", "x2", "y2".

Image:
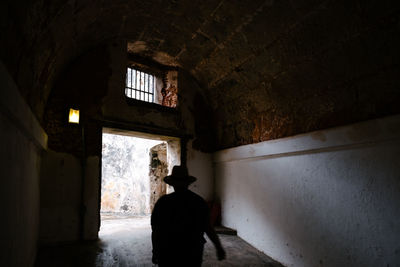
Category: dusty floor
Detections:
[{"x1": 35, "y1": 217, "x2": 283, "y2": 267}]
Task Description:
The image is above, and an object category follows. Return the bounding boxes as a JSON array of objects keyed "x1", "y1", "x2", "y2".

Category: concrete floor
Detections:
[{"x1": 35, "y1": 217, "x2": 283, "y2": 267}]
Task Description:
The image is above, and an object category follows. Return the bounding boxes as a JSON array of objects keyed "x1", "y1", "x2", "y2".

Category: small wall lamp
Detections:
[{"x1": 68, "y1": 108, "x2": 80, "y2": 124}]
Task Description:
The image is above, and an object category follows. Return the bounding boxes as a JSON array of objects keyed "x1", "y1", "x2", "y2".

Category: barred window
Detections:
[{"x1": 125, "y1": 67, "x2": 155, "y2": 103}]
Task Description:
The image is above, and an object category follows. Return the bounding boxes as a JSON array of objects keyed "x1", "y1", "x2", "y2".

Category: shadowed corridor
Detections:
[{"x1": 2, "y1": 1, "x2": 400, "y2": 266}]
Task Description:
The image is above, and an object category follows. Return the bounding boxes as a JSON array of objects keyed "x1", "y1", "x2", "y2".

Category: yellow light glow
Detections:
[{"x1": 68, "y1": 108, "x2": 80, "y2": 124}]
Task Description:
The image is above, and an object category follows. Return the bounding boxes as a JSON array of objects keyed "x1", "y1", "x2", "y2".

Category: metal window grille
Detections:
[{"x1": 125, "y1": 67, "x2": 155, "y2": 103}]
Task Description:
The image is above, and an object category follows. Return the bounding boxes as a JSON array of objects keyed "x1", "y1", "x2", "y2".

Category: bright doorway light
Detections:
[
  {"x1": 100, "y1": 128, "x2": 181, "y2": 222},
  {"x1": 101, "y1": 134, "x2": 163, "y2": 216}
]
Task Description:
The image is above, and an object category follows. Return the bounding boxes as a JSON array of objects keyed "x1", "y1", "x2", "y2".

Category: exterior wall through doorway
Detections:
[
  {"x1": 149, "y1": 143, "x2": 168, "y2": 211},
  {"x1": 101, "y1": 133, "x2": 163, "y2": 215}
]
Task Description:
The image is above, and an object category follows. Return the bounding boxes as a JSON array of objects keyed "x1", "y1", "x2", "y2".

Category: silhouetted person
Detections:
[{"x1": 151, "y1": 165, "x2": 226, "y2": 266}]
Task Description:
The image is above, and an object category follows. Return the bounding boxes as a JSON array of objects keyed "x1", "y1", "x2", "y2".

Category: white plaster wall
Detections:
[
  {"x1": 214, "y1": 115, "x2": 400, "y2": 267},
  {"x1": 0, "y1": 62, "x2": 47, "y2": 266},
  {"x1": 187, "y1": 140, "x2": 214, "y2": 201},
  {"x1": 39, "y1": 150, "x2": 81, "y2": 243},
  {"x1": 83, "y1": 156, "x2": 101, "y2": 240},
  {"x1": 40, "y1": 152, "x2": 101, "y2": 243}
]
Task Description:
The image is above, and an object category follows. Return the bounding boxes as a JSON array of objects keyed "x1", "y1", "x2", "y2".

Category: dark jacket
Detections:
[{"x1": 151, "y1": 190, "x2": 209, "y2": 266}]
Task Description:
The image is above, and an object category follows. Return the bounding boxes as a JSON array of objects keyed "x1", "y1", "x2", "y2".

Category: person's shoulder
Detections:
[
  {"x1": 188, "y1": 190, "x2": 203, "y2": 199},
  {"x1": 154, "y1": 193, "x2": 173, "y2": 205},
  {"x1": 187, "y1": 190, "x2": 207, "y2": 205},
  {"x1": 159, "y1": 192, "x2": 175, "y2": 200}
]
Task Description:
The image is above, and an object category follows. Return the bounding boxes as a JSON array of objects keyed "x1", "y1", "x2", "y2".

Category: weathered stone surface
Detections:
[
  {"x1": 2, "y1": 0, "x2": 400, "y2": 150},
  {"x1": 161, "y1": 70, "x2": 178, "y2": 108},
  {"x1": 149, "y1": 143, "x2": 168, "y2": 211},
  {"x1": 101, "y1": 133, "x2": 164, "y2": 215},
  {"x1": 43, "y1": 46, "x2": 111, "y2": 157}
]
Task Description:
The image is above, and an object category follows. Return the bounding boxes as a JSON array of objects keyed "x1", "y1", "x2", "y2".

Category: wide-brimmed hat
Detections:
[{"x1": 164, "y1": 165, "x2": 196, "y2": 186}]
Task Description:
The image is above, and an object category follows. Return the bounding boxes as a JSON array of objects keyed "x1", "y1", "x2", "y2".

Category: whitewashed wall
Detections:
[
  {"x1": 214, "y1": 115, "x2": 400, "y2": 267},
  {"x1": 187, "y1": 140, "x2": 214, "y2": 201},
  {"x1": 0, "y1": 62, "x2": 47, "y2": 266}
]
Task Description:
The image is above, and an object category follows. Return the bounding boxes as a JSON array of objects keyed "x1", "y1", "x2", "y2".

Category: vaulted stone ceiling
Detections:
[{"x1": 1, "y1": 0, "x2": 400, "y2": 149}]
